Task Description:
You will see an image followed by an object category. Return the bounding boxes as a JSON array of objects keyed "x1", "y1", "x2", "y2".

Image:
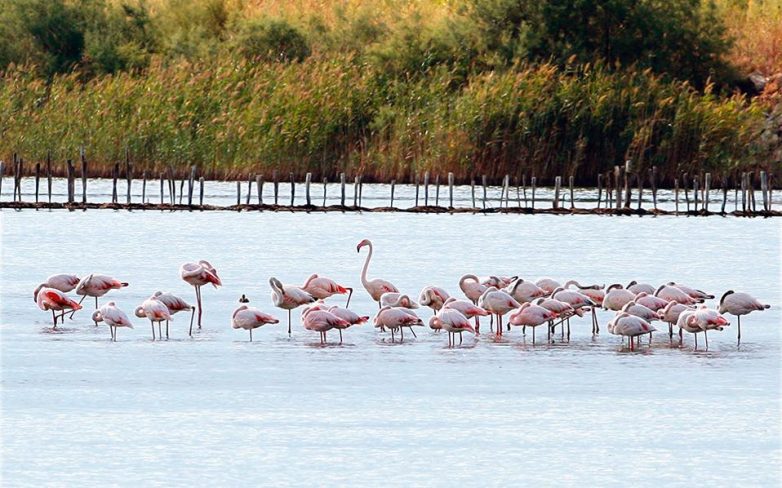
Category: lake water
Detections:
[{"x1": 1, "y1": 209, "x2": 780, "y2": 486}]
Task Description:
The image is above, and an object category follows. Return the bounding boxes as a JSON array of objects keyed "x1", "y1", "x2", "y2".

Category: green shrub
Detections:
[{"x1": 233, "y1": 18, "x2": 310, "y2": 63}]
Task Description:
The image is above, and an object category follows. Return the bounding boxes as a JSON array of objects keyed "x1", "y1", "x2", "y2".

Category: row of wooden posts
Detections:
[{"x1": 0, "y1": 155, "x2": 776, "y2": 213}]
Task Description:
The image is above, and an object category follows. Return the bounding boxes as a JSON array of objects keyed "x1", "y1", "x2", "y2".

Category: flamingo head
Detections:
[
  {"x1": 75, "y1": 274, "x2": 94, "y2": 295},
  {"x1": 92, "y1": 310, "x2": 103, "y2": 323},
  {"x1": 356, "y1": 239, "x2": 371, "y2": 252},
  {"x1": 428, "y1": 316, "x2": 441, "y2": 330},
  {"x1": 134, "y1": 306, "x2": 145, "y2": 318},
  {"x1": 239, "y1": 294, "x2": 250, "y2": 303},
  {"x1": 33, "y1": 283, "x2": 44, "y2": 303}
]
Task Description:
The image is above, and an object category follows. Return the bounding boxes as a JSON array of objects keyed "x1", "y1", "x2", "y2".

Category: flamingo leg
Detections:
[
  {"x1": 648, "y1": 332, "x2": 652, "y2": 346},
  {"x1": 51, "y1": 310, "x2": 57, "y2": 329},
  {"x1": 566, "y1": 318, "x2": 570, "y2": 340},
  {"x1": 737, "y1": 316, "x2": 741, "y2": 347},
  {"x1": 522, "y1": 325, "x2": 526, "y2": 335},
  {"x1": 288, "y1": 309, "x2": 292, "y2": 336},
  {"x1": 195, "y1": 285, "x2": 203, "y2": 329},
  {"x1": 166, "y1": 320, "x2": 169, "y2": 339},
  {"x1": 474, "y1": 316, "x2": 480, "y2": 335},
  {"x1": 94, "y1": 296, "x2": 99, "y2": 326},
  {"x1": 532, "y1": 326, "x2": 536, "y2": 345},
  {"x1": 459, "y1": 332, "x2": 463, "y2": 345},
  {"x1": 150, "y1": 320, "x2": 155, "y2": 340},
  {"x1": 69, "y1": 294, "x2": 87, "y2": 318},
  {"x1": 250, "y1": 328, "x2": 253, "y2": 342},
  {"x1": 390, "y1": 329, "x2": 394, "y2": 342},
  {"x1": 409, "y1": 327, "x2": 417, "y2": 338},
  {"x1": 630, "y1": 336, "x2": 635, "y2": 351},
  {"x1": 490, "y1": 314, "x2": 494, "y2": 332},
  {"x1": 339, "y1": 329, "x2": 343, "y2": 343},
  {"x1": 694, "y1": 333, "x2": 698, "y2": 350},
  {"x1": 345, "y1": 288, "x2": 353, "y2": 308},
  {"x1": 547, "y1": 320, "x2": 551, "y2": 341},
  {"x1": 189, "y1": 308, "x2": 195, "y2": 337},
  {"x1": 400, "y1": 327, "x2": 404, "y2": 343},
  {"x1": 669, "y1": 322, "x2": 673, "y2": 339},
  {"x1": 704, "y1": 329, "x2": 709, "y2": 350}
]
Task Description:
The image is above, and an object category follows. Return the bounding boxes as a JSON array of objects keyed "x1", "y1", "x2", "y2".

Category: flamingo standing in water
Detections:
[
  {"x1": 34, "y1": 274, "x2": 80, "y2": 323},
  {"x1": 478, "y1": 288, "x2": 521, "y2": 336},
  {"x1": 302, "y1": 309, "x2": 349, "y2": 343},
  {"x1": 232, "y1": 305, "x2": 279, "y2": 341},
  {"x1": 669, "y1": 282, "x2": 714, "y2": 302},
  {"x1": 676, "y1": 306, "x2": 729, "y2": 350},
  {"x1": 374, "y1": 306, "x2": 423, "y2": 343},
  {"x1": 327, "y1": 306, "x2": 369, "y2": 343},
  {"x1": 301, "y1": 274, "x2": 353, "y2": 307},
  {"x1": 36, "y1": 287, "x2": 82, "y2": 328},
  {"x1": 151, "y1": 291, "x2": 195, "y2": 338},
  {"x1": 180, "y1": 261, "x2": 221, "y2": 330},
  {"x1": 658, "y1": 301, "x2": 694, "y2": 338},
  {"x1": 75, "y1": 274, "x2": 129, "y2": 323},
  {"x1": 418, "y1": 286, "x2": 450, "y2": 314},
  {"x1": 508, "y1": 302, "x2": 557, "y2": 344},
  {"x1": 357, "y1": 239, "x2": 398, "y2": 308},
  {"x1": 379, "y1": 292, "x2": 419, "y2": 309},
  {"x1": 505, "y1": 279, "x2": 547, "y2": 304},
  {"x1": 718, "y1": 291, "x2": 771, "y2": 346},
  {"x1": 534, "y1": 297, "x2": 575, "y2": 341},
  {"x1": 459, "y1": 275, "x2": 488, "y2": 304},
  {"x1": 626, "y1": 281, "x2": 656, "y2": 295},
  {"x1": 135, "y1": 298, "x2": 172, "y2": 340},
  {"x1": 634, "y1": 292, "x2": 669, "y2": 312},
  {"x1": 608, "y1": 312, "x2": 656, "y2": 351},
  {"x1": 654, "y1": 284, "x2": 696, "y2": 305},
  {"x1": 92, "y1": 302, "x2": 133, "y2": 341},
  {"x1": 603, "y1": 284, "x2": 636, "y2": 311},
  {"x1": 442, "y1": 297, "x2": 488, "y2": 333},
  {"x1": 429, "y1": 309, "x2": 475, "y2": 346},
  {"x1": 270, "y1": 277, "x2": 315, "y2": 335},
  {"x1": 535, "y1": 278, "x2": 561, "y2": 295}
]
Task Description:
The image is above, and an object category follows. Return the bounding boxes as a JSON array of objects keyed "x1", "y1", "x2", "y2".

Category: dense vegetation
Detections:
[{"x1": 0, "y1": 0, "x2": 779, "y2": 184}]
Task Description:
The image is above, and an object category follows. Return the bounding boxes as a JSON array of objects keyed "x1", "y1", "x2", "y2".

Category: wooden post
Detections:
[
  {"x1": 470, "y1": 179, "x2": 476, "y2": 208},
  {"x1": 46, "y1": 152, "x2": 52, "y2": 204},
  {"x1": 650, "y1": 166, "x2": 658, "y2": 210},
  {"x1": 569, "y1": 175, "x2": 575, "y2": 209},
  {"x1": 721, "y1": 174, "x2": 728, "y2": 214},
  {"x1": 502, "y1": 174, "x2": 510, "y2": 208},
  {"x1": 169, "y1": 168, "x2": 175, "y2": 205},
  {"x1": 34, "y1": 162, "x2": 40, "y2": 203},
  {"x1": 178, "y1": 180, "x2": 185, "y2": 205},
  {"x1": 623, "y1": 161, "x2": 632, "y2": 209},
  {"x1": 693, "y1": 177, "x2": 699, "y2": 212},
  {"x1": 423, "y1": 171, "x2": 432, "y2": 206},
  {"x1": 515, "y1": 176, "x2": 521, "y2": 208},
  {"x1": 769, "y1": 173, "x2": 774, "y2": 211},
  {"x1": 11, "y1": 154, "x2": 17, "y2": 202},
  {"x1": 321, "y1": 177, "x2": 327, "y2": 207},
  {"x1": 683, "y1": 173, "x2": 690, "y2": 212},
  {"x1": 522, "y1": 175, "x2": 528, "y2": 207},
  {"x1": 614, "y1": 166, "x2": 622, "y2": 209},
  {"x1": 124, "y1": 150, "x2": 131, "y2": 204},
  {"x1": 245, "y1": 174, "x2": 252, "y2": 205},
  {"x1": 390, "y1": 180, "x2": 396, "y2": 208},
  {"x1": 531, "y1": 176, "x2": 536, "y2": 209},
  {"x1": 353, "y1": 175, "x2": 359, "y2": 207},
  {"x1": 273, "y1": 170, "x2": 279, "y2": 205},
  {"x1": 66, "y1": 159, "x2": 75, "y2": 203},
  {"x1": 0, "y1": 161, "x2": 4, "y2": 200},
  {"x1": 188, "y1": 166, "x2": 196, "y2": 206},
  {"x1": 305, "y1": 172, "x2": 312, "y2": 206},
  {"x1": 749, "y1": 172, "x2": 757, "y2": 213},
  {"x1": 257, "y1": 174, "x2": 264, "y2": 205},
  {"x1": 340, "y1": 172, "x2": 346, "y2": 206},
  {"x1": 290, "y1": 172, "x2": 295, "y2": 207},
  {"x1": 13, "y1": 155, "x2": 21, "y2": 202},
  {"x1": 606, "y1": 171, "x2": 612, "y2": 208},
  {"x1": 81, "y1": 148, "x2": 88, "y2": 204},
  {"x1": 760, "y1": 171, "x2": 768, "y2": 211},
  {"x1": 481, "y1": 175, "x2": 487, "y2": 210},
  {"x1": 142, "y1": 171, "x2": 147, "y2": 204},
  {"x1": 111, "y1": 163, "x2": 119, "y2": 203},
  {"x1": 553, "y1": 176, "x2": 561, "y2": 209},
  {"x1": 704, "y1": 173, "x2": 712, "y2": 212},
  {"x1": 674, "y1": 177, "x2": 679, "y2": 215},
  {"x1": 415, "y1": 173, "x2": 420, "y2": 207},
  {"x1": 636, "y1": 169, "x2": 643, "y2": 210},
  {"x1": 740, "y1": 172, "x2": 746, "y2": 212},
  {"x1": 199, "y1": 177, "x2": 205, "y2": 206},
  {"x1": 597, "y1": 174, "x2": 602, "y2": 209},
  {"x1": 448, "y1": 172, "x2": 454, "y2": 208},
  {"x1": 358, "y1": 175, "x2": 364, "y2": 207},
  {"x1": 435, "y1": 174, "x2": 440, "y2": 207},
  {"x1": 236, "y1": 180, "x2": 241, "y2": 206},
  {"x1": 160, "y1": 173, "x2": 164, "y2": 205}
]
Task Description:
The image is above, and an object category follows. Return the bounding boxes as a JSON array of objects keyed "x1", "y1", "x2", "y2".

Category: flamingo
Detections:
[
  {"x1": 442, "y1": 297, "x2": 489, "y2": 333},
  {"x1": 270, "y1": 277, "x2": 315, "y2": 335},
  {"x1": 150, "y1": 291, "x2": 195, "y2": 338},
  {"x1": 669, "y1": 282, "x2": 714, "y2": 302},
  {"x1": 374, "y1": 306, "x2": 423, "y2": 343},
  {"x1": 534, "y1": 297, "x2": 575, "y2": 341},
  {"x1": 459, "y1": 274, "x2": 489, "y2": 304},
  {"x1": 483, "y1": 276, "x2": 517, "y2": 288},
  {"x1": 655, "y1": 284, "x2": 696, "y2": 305},
  {"x1": 302, "y1": 309, "x2": 349, "y2": 343},
  {"x1": 535, "y1": 278, "x2": 561, "y2": 295},
  {"x1": 180, "y1": 260, "x2": 221, "y2": 329},
  {"x1": 508, "y1": 302, "x2": 557, "y2": 344},
  {"x1": 505, "y1": 279, "x2": 547, "y2": 304},
  {"x1": 33, "y1": 274, "x2": 80, "y2": 323},
  {"x1": 418, "y1": 286, "x2": 450, "y2": 314},
  {"x1": 718, "y1": 291, "x2": 771, "y2": 346},
  {"x1": 36, "y1": 287, "x2": 82, "y2": 328},
  {"x1": 626, "y1": 281, "x2": 656, "y2": 295},
  {"x1": 232, "y1": 305, "x2": 279, "y2": 341},
  {"x1": 676, "y1": 306, "x2": 729, "y2": 350},
  {"x1": 327, "y1": 305, "x2": 369, "y2": 343},
  {"x1": 135, "y1": 298, "x2": 171, "y2": 340},
  {"x1": 552, "y1": 286, "x2": 598, "y2": 336},
  {"x1": 563, "y1": 280, "x2": 605, "y2": 306},
  {"x1": 477, "y1": 288, "x2": 520, "y2": 336},
  {"x1": 92, "y1": 302, "x2": 133, "y2": 341},
  {"x1": 429, "y1": 309, "x2": 475, "y2": 346},
  {"x1": 357, "y1": 239, "x2": 398, "y2": 308},
  {"x1": 620, "y1": 301, "x2": 659, "y2": 322},
  {"x1": 658, "y1": 301, "x2": 695, "y2": 338},
  {"x1": 634, "y1": 292, "x2": 669, "y2": 312},
  {"x1": 603, "y1": 284, "x2": 636, "y2": 311},
  {"x1": 379, "y1": 292, "x2": 419, "y2": 309},
  {"x1": 607, "y1": 312, "x2": 656, "y2": 351},
  {"x1": 301, "y1": 274, "x2": 353, "y2": 307},
  {"x1": 75, "y1": 274, "x2": 129, "y2": 323}
]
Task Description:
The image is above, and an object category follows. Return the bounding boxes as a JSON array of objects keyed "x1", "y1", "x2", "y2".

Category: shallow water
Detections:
[{"x1": 1, "y1": 210, "x2": 780, "y2": 486}]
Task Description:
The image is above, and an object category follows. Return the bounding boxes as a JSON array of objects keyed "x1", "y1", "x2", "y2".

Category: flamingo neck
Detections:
[{"x1": 360, "y1": 243, "x2": 373, "y2": 289}]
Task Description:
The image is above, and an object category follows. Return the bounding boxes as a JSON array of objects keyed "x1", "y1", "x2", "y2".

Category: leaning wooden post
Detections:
[
  {"x1": 470, "y1": 179, "x2": 476, "y2": 208},
  {"x1": 159, "y1": 173, "x2": 164, "y2": 205},
  {"x1": 188, "y1": 166, "x2": 196, "y2": 206},
  {"x1": 569, "y1": 175, "x2": 575, "y2": 209},
  {"x1": 424, "y1": 171, "x2": 430, "y2": 206},
  {"x1": 305, "y1": 172, "x2": 312, "y2": 206},
  {"x1": 34, "y1": 162, "x2": 41, "y2": 203},
  {"x1": 531, "y1": 176, "x2": 537, "y2": 209},
  {"x1": 682, "y1": 173, "x2": 690, "y2": 212},
  {"x1": 553, "y1": 176, "x2": 561, "y2": 209},
  {"x1": 168, "y1": 168, "x2": 175, "y2": 204},
  {"x1": 414, "y1": 173, "x2": 420, "y2": 206},
  {"x1": 650, "y1": 166, "x2": 658, "y2": 210},
  {"x1": 66, "y1": 159, "x2": 75, "y2": 203},
  {"x1": 199, "y1": 177, "x2": 205, "y2": 207},
  {"x1": 178, "y1": 180, "x2": 185, "y2": 205},
  {"x1": 760, "y1": 171, "x2": 768, "y2": 211},
  {"x1": 721, "y1": 175, "x2": 728, "y2": 214},
  {"x1": 353, "y1": 175, "x2": 359, "y2": 207},
  {"x1": 447, "y1": 172, "x2": 454, "y2": 208},
  {"x1": 704, "y1": 173, "x2": 712, "y2": 212},
  {"x1": 13, "y1": 155, "x2": 21, "y2": 202},
  {"x1": 236, "y1": 180, "x2": 241, "y2": 206},
  {"x1": 481, "y1": 175, "x2": 487, "y2": 209},
  {"x1": 522, "y1": 174, "x2": 528, "y2": 207},
  {"x1": 435, "y1": 174, "x2": 440, "y2": 207},
  {"x1": 390, "y1": 179, "x2": 396, "y2": 207},
  {"x1": 290, "y1": 172, "x2": 296, "y2": 207},
  {"x1": 256, "y1": 174, "x2": 264, "y2": 205},
  {"x1": 749, "y1": 172, "x2": 757, "y2": 213},
  {"x1": 142, "y1": 171, "x2": 147, "y2": 204},
  {"x1": 46, "y1": 152, "x2": 52, "y2": 203},
  {"x1": 674, "y1": 177, "x2": 679, "y2": 215},
  {"x1": 273, "y1": 170, "x2": 279, "y2": 205},
  {"x1": 339, "y1": 172, "x2": 346, "y2": 207},
  {"x1": 596, "y1": 174, "x2": 603, "y2": 209},
  {"x1": 80, "y1": 148, "x2": 88, "y2": 204}
]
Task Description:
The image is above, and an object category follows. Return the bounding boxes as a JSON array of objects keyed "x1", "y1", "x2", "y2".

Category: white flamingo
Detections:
[
  {"x1": 357, "y1": 239, "x2": 398, "y2": 307},
  {"x1": 232, "y1": 305, "x2": 279, "y2": 341},
  {"x1": 92, "y1": 302, "x2": 133, "y2": 341},
  {"x1": 180, "y1": 260, "x2": 221, "y2": 329},
  {"x1": 135, "y1": 298, "x2": 171, "y2": 340},
  {"x1": 718, "y1": 291, "x2": 770, "y2": 346},
  {"x1": 429, "y1": 309, "x2": 475, "y2": 346},
  {"x1": 270, "y1": 277, "x2": 315, "y2": 336}
]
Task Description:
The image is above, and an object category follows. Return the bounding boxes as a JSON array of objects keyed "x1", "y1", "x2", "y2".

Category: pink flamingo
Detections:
[
  {"x1": 564, "y1": 280, "x2": 605, "y2": 306},
  {"x1": 634, "y1": 292, "x2": 669, "y2": 312},
  {"x1": 669, "y1": 282, "x2": 714, "y2": 302},
  {"x1": 34, "y1": 274, "x2": 80, "y2": 323},
  {"x1": 418, "y1": 286, "x2": 450, "y2": 314},
  {"x1": 232, "y1": 305, "x2": 279, "y2": 341},
  {"x1": 442, "y1": 297, "x2": 488, "y2": 333},
  {"x1": 134, "y1": 298, "x2": 171, "y2": 340},
  {"x1": 552, "y1": 286, "x2": 598, "y2": 336},
  {"x1": 380, "y1": 292, "x2": 419, "y2": 309},
  {"x1": 608, "y1": 312, "x2": 656, "y2": 351},
  {"x1": 676, "y1": 307, "x2": 729, "y2": 350},
  {"x1": 718, "y1": 290, "x2": 771, "y2": 346},
  {"x1": 620, "y1": 301, "x2": 659, "y2": 322},
  {"x1": 603, "y1": 284, "x2": 637, "y2": 311},
  {"x1": 180, "y1": 261, "x2": 221, "y2": 329},
  {"x1": 75, "y1": 274, "x2": 129, "y2": 323},
  {"x1": 302, "y1": 309, "x2": 349, "y2": 343},
  {"x1": 374, "y1": 306, "x2": 423, "y2": 342},
  {"x1": 36, "y1": 287, "x2": 82, "y2": 328},
  {"x1": 459, "y1": 275, "x2": 488, "y2": 304},
  {"x1": 505, "y1": 279, "x2": 547, "y2": 303},
  {"x1": 535, "y1": 277, "x2": 561, "y2": 295},
  {"x1": 429, "y1": 309, "x2": 475, "y2": 346},
  {"x1": 270, "y1": 277, "x2": 315, "y2": 335},
  {"x1": 327, "y1": 306, "x2": 369, "y2": 343},
  {"x1": 357, "y1": 239, "x2": 399, "y2": 307},
  {"x1": 301, "y1": 274, "x2": 353, "y2": 307},
  {"x1": 92, "y1": 302, "x2": 133, "y2": 341},
  {"x1": 478, "y1": 288, "x2": 521, "y2": 336},
  {"x1": 151, "y1": 291, "x2": 195, "y2": 338},
  {"x1": 508, "y1": 302, "x2": 557, "y2": 344},
  {"x1": 626, "y1": 281, "x2": 656, "y2": 295},
  {"x1": 658, "y1": 301, "x2": 695, "y2": 338},
  {"x1": 534, "y1": 297, "x2": 575, "y2": 341},
  {"x1": 655, "y1": 284, "x2": 696, "y2": 305}
]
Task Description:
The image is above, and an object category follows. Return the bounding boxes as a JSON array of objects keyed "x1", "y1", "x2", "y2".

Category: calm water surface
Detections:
[{"x1": 1, "y1": 210, "x2": 780, "y2": 486}]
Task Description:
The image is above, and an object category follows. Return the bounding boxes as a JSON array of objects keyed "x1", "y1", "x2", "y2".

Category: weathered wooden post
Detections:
[
  {"x1": 290, "y1": 172, "x2": 296, "y2": 206},
  {"x1": 246, "y1": 174, "x2": 253, "y2": 205},
  {"x1": 606, "y1": 171, "x2": 613, "y2": 208},
  {"x1": 124, "y1": 150, "x2": 132, "y2": 204},
  {"x1": 435, "y1": 174, "x2": 440, "y2": 207},
  {"x1": 470, "y1": 179, "x2": 476, "y2": 208},
  {"x1": 522, "y1": 175, "x2": 528, "y2": 207},
  {"x1": 569, "y1": 175, "x2": 575, "y2": 209},
  {"x1": 353, "y1": 175, "x2": 359, "y2": 207},
  {"x1": 305, "y1": 172, "x2": 312, "y2": 206},
  {"x1": 760, "y1": 171, "x2": 768, "y2": 212},
  {"x1": 11, "y1": 154, "x2": 18, "y2": 202},
  {"x1": 199, "y1": 177, "x2": 205, "y2": 207},
  {"x1": 34, "y1": 162, "x2": 40, "y2": 203},
  {"x1": 749, "y1": 172, "x2": 757, "y2": 213},
  {"x1": 693, "y1": 177, "x2": 699, "y2": 212},
  {"x1": 359, "y1": 175, "x2": 364, "y2": 207},
  {"x1": 168, "y1": 168, "x2": 175, "y2": 204},
  {"x1": 614, "y1": 166, "x2": 622, "y2": 209},
  {"x1": 13, "y1": 155, "x2": 21, "y2": 202},
  {"x1": 340, "y1": 172, "x2": 346, "y2": 207},
  {"x1": 178, "y1": 180, "x2": 185, "y2": 205},
  {"x1": 674, "y1": 177, "x2": 679, "y2": 215},
  {"x1": 636, "y1": 168, "x2": 643, "y2": 210},
  {"x1": 81, "y1": 148, "x2": 88, "y2": 204},
  {"x1": 704, "y1": 173, "x2": 712, "y2": 212},
  {"x1": 721, "y1": 175, "x2": 728, "y2": 214},
  {"x1": 650, "y1": 166, "x2": 658, "y2": 210},
  {"x1": 66, "y1": 159, "x2": 75, "y2": 203},
  {"x1": 46, "y1": 152, "x2": 52, "y2": 203},
  {"x1": 623, "y1": 160, "x2": 632, "y2": 209},
  {"x1": 321, "y1": 177, "x2": 327, "y2": 207},
  {"x1": 514, "y1": 176, "x2": 521, "y2": 207},
  {"x1": 502, "y1": 174, "x2": 510, "y2": 208},
  {"x1": 448, "y1": 172, "x2": 454, "y2": 208},
  {"x1": 424, "y1": 171, "x2": 430, "y2": 206},
  {"x1": 597, "y1": 173, "x2": 603, "y2": 210},
  {"x1": 553, "y1": 176, "x2": 561, "y2": 209},
  {"x1": 111, "y1": 163, "x2": 119, "y2": 203},
  {"x1": 236, "y1": 181, "x2": 241, "y2": 206},
  {"x1": 390, "y1": 179, "x2": 396, "y2": 208},
  {"x1": 740, "y1": 172, "x2": 747, "y2": 212},
  {"x1": 531, "y1": 176, "x2": 536, "y2": 209},
  {"x1": 257, "y1": 174, "x2": 264, "y2": 205},
  {"x1": 142, "y1": 171, "x2": 148, "y2": 204},
  {"x1": 273, "y1": 169, "x2": 279, "y2": 205},
  {"x1": 188, "y1": 166, "x2": 196, "y2": 206},
  {"x1": 481, "y1": 175, "x2": 487, "y2": 210},
  {"x1": 159, "y1": 173, "x2": 165, "y2": 205},
  {"x1": 0, "y1": 161, "x2": 4, "y2": 200},
  {"x1": 414, "y1": 173, "x2": 420, "y2": 206},
  {"x1": 682, "y1": 173, "x2": 690, "y2": 212}
]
